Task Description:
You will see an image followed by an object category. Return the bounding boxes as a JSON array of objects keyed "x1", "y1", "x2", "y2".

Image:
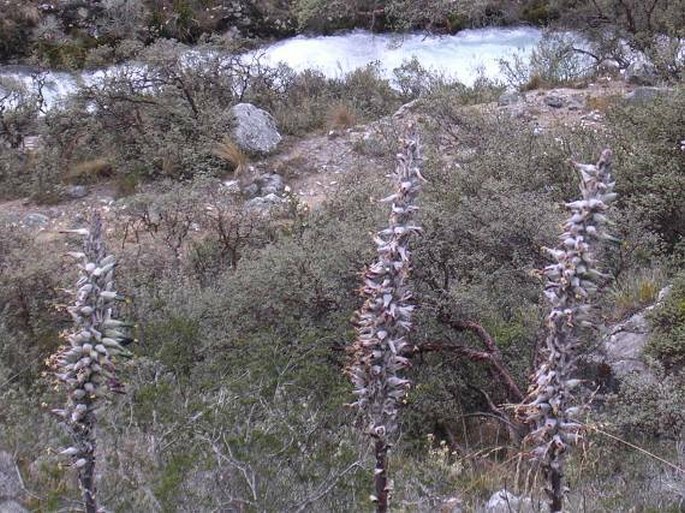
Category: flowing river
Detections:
[{"x1": 0, "y1": 27, "x2": 542, "y2": 110}]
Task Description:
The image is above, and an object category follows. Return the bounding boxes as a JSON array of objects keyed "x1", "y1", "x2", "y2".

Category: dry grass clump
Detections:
[
  {"x1": 213, "y1": 137, "x2": 248, "y2": 177},
  {"x1": 606, "y1": 267, "x2": 664, "y2": 321},
  {"x1": 327, "y1": 102, "x2": 358, "y2": 130}
]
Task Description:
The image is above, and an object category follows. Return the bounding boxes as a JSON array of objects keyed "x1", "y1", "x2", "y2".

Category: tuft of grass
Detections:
[
  {"x1": 327, "y1": 102, "x2": 357, "y2": 130},
  {"x1": 607, "y1": 268, "x2": 664, "y2": 321},
  {"x1": 212, "y1": 137, "x2": 248, "y2": 177},
  {"x1": 521, "y1": 72, "x2": 545, "y2": 91}
]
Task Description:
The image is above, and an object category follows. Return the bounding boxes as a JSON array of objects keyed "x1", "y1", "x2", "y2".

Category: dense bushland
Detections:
[
  {"x1": 2, "y1": 68, "x2": 685, "y2": 509},
  {"x1": 1, "y1": 19, "x2": 685, "y2": 509}
]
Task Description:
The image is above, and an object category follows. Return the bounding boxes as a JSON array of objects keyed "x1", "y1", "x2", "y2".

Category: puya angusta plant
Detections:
[
  {"x1": 48, "y1": 212, "x2": 131, "y2": 513},
  {"x1": 517, "y1": 149, "x2": 616, "y2": 513},
  {"x1": 347, "y1": 132, "x2": 424, "y2": 513}
]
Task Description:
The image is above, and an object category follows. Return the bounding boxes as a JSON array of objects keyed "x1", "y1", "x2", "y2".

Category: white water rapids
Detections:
[{"x1": 0, "y1": 27, "x2": 542, "y2": 110}]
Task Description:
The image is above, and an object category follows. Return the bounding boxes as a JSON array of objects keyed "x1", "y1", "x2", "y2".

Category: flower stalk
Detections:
[
  {"x1": 518, "y1": 149, "x2": 616, "y2": 512},
  {"x1": 48, "y1": 212, "x2": 130, "y2": 513},
  {"x1": 347, "y1": 133, "x2": 424, "y2": 513}
]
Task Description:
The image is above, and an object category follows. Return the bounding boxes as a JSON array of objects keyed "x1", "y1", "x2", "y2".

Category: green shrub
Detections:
[
  {"x1": 646, "y1": 273, "x2": 685, "y2": 371},
  {"x1": 500, "y1": 31, "x2": 593, "y2": 90},
  {"x1": 607, "y1": 88, "x2": 685, "y2": 253},
  {"x1": 604, "y1": 366, "x2": 685, "y2": 439}
]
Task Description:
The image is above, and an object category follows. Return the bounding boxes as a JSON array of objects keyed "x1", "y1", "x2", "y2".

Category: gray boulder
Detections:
[
  {"x1": 65, "y1": 185, "x2": 88, "y2": 199},
  {"x1": 230, "y1": 103, "x2": 281, "y2": 155},
  {"x1": 0, "y1": 501, "x2": 29, "y2": 513},
  {"x1": 485, "y1": 489, "x2": 534, "y2": 513},
  {"x1": 600, "y1": 286, "x2": 671, "y2": 379},
  {"x1": 603, "y1": 311, "x2": 650, "y2": 377},
  {"x1": 625, "y1": 59, "x2": 658, "y2": 85}
]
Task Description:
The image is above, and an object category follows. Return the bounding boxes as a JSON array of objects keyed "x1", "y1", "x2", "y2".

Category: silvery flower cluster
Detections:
[
  {"x1": 49, "y1": 213, "x2": 130, "y2": 472},
  {"x1": 348, "y1": 134, "x2": 423, "y2": 486},
  {"x1": 518, "y1": 149, "x2": 616, "y2": 508}
]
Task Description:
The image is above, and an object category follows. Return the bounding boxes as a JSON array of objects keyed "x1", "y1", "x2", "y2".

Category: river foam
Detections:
[{"x1": 0, "y1": 27, "x2": 542, "y2": 111}]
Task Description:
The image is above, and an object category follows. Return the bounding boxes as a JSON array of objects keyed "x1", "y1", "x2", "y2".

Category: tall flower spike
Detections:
[
  {"x1": 517, "y1": 149, "x2": 616, "y2": 513},
  {"x1": 48, "y1": 212, "x2": 131, "y2": 513},
  {"x1": 347, "y1": 133, "x2": 424, "y2": 513}
]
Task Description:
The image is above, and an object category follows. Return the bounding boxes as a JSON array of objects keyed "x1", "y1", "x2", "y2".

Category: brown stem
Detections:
[
  {"x1": 78, "y1": 419, "x2": 97, "y2": 513},
  {"x1": 419, "y1": 316, "x2": 524, "y2": 403},
  {"x1": 547, "y1": 464, "x2": 563, "y2": 513},
  {"x1": 374, "y1": 438, "x2": 389, "y2": 513}
]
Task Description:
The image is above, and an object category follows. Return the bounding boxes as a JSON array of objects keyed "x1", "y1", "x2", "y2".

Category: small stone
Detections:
[
  {"x1": 581, "y1": 110, "x2": 603, "y2": 122},
  {"x1": 256, "y1": 173, "x2": 284, "y2": 195},
  {"x1": 544, "y1": 92, "x2": 565, "y2": 108},
  {"x1": 66, "y1": 185, "x2": 88, "y2": 199},
  {"x1": 244, "y1": 193, "x2": 284, "y2": 212},
  {"x1": 242, "y1": 183, "x2": 259, "y2": 199},
  {"x1": 22, "y1": 213, "x2": 49, "y2": 227},
  {"x1": 221, "y1": 180, "x2": 241, "y2": 194}
]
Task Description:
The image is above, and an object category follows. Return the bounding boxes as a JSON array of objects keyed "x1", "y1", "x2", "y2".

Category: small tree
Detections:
[
  {"x1": 347, "y1": 132, "x2": 424, "y2": 512},
  {"x1": 518, "y1": 149, "x2": 616, "y2": 512},
  {"x1": 48, "y1": 212, "x2": 130, "y2": 513}
]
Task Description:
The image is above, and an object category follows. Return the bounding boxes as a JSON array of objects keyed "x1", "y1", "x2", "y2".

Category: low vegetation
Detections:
[{"x1": 1, "y1": 10, "x2": 685, "y2": 512}]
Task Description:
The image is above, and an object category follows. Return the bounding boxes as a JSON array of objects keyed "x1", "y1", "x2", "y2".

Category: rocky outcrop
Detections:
[
  {"x1": 603, "y1": 311, "x2": 651, "y2": 377},
  {"x1": 230, "y1": 103, "x2": 282, "y2": 155},
  {"x1": 584, "y1": 286, "x2": 671, "y2": 386}
]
